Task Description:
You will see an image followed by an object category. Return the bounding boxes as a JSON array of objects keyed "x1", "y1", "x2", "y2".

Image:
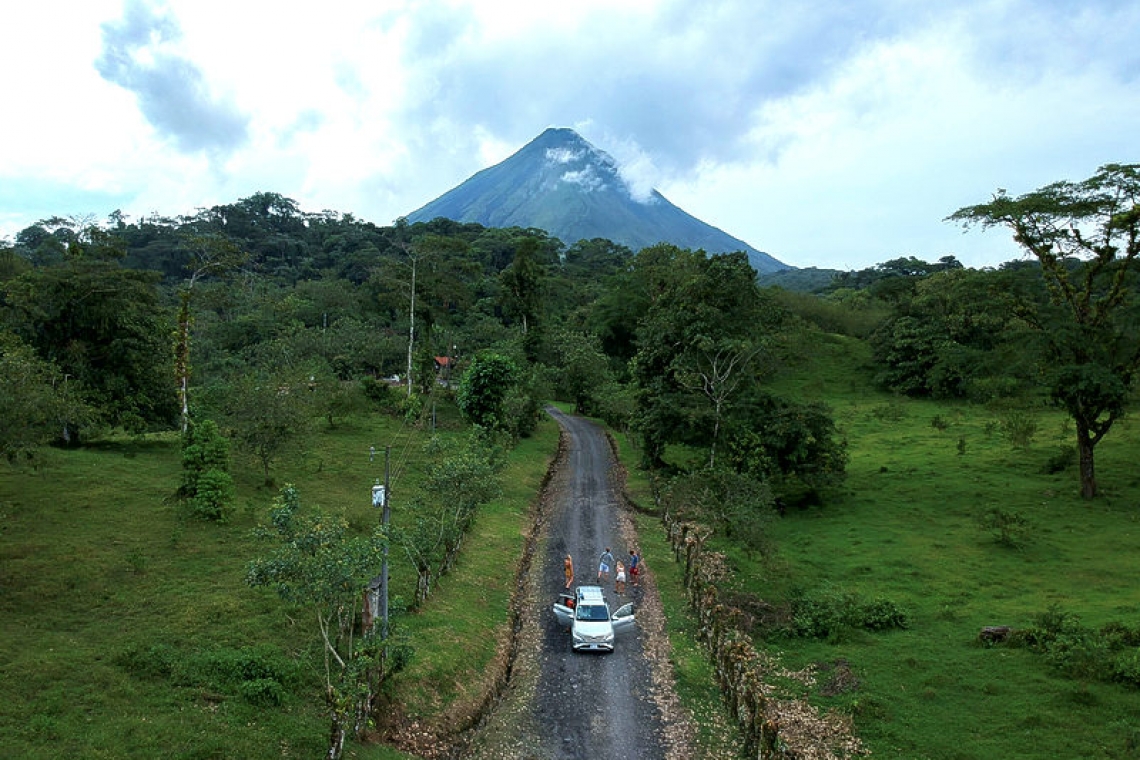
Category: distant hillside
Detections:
[
  {"x1": 406, "y1": 127, "x2": 789, "y2": 274},
  {"x1": 758, "y1": 266, "x2": 842, "y2": 292}
]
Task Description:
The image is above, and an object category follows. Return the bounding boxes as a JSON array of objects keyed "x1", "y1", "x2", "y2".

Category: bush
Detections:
[
  {"x1": 979, "y1": 507, "x2": 1030, "y2": 548},
  {"x1": 189, "y1": 468, "x2": 235, "y2": 522},
  {"x1": 999, "y1": 410, "x2": 1038, "y2": 449},
  {"x1": 783, "y1": 588, "x2": 909, "y2": 641},
  {"x1": 1043, "y1": 445, "x2": 1076, "y2": 474},
  {"x1": 238, "y1": 677, "x2": 287, "y2": 707},
  {"x1": 115, "y1": 643, "x2": 177, "y2": 679},
  {"x1": 360, "y1": 376, "x2": 399, "y2": 409},
  {"x1": 1011, "y1": 607, "x2": 1140, "y2": 684},
  {"x1": 861, "y1": 598, "x2": 911, "y2": 631},
  {"x1": 179, "y1": 419, "x2": 234, "y2": 521},
  {"x1": 117, "y1": 642, "x2": 300, "y2": 703}
]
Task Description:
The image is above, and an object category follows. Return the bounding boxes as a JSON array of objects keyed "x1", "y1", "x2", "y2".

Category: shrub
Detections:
[
  {"x1": 238, "y1": 677, "x2": 287, "y2": 707},
  {"x1": 999, "y1": 410, "x2": 1038, "y2": 449},
  {"x1": 360, "y1": 376, "x2": 399, "y2": 409},
  {"x1": 115, "y1": 643, "x2": 177, "y2": 679},
  {"x1": 117, "y1": 642, "x2": 299, "y2": 703},
  {"x1": 1042, "y1": 445, "x2": 1076, "y2": 474},
  {"x1": 979, "y1": 507, "x2": 1030, "y2": 548},
  {"x1": 783, "y1": 588, "x2": 909, "y2": 641},
  {"x1": 861, "y1": 598, "x2": 911, "y2": 631},
  {"x1": 189, "y1": 468, "x2": 235, "y2": 522},
  {"x1": 179, "y1": 419, "x2": 234, "y2": 521}
]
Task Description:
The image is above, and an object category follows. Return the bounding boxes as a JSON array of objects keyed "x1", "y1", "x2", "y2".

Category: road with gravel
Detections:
[{"x1": 457, "y1": 407, "x2": 691, "y2": 760}]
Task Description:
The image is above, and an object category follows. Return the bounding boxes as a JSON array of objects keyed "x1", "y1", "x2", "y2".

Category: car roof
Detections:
[{"x1": 577, "y1": 585, "x2": 606, "y2": 602}]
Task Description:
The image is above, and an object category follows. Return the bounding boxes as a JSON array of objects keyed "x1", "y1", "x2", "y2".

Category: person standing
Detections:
[
  {"x1": 564, "y1": 554, "x2": 574, "y2": 589},
  {"x1": 629, "y1": 549, "x2": 641, "y2": 587},
  {"x1": 615, "y1": 560, "x2": 626, "y2": 594},
  {"x1": 598, "y1": 547, "x2": 615, "y2": 583}
]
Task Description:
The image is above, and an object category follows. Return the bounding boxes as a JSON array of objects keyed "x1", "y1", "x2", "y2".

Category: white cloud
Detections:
[
  {"x1": 560, "y1": 167, "x2": 606, "y2": 192},
  {"x1": 546, "y1": 148, "x2": 582, "y2": 165},
  {"x1": 1, "y1": 0, "x2": 1136, "y2": 270}
]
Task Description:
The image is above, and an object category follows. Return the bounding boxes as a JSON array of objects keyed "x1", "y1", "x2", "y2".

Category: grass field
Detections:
[
  {"x1": 6, "y1": 331, "x2": 1140, "y2": 759},
  {"x1": 704, "y1": 331, "x2": 1140, "y2": 759},
  {"x1": 0, "y1": 401, "x2": 546, "y2": 760}
]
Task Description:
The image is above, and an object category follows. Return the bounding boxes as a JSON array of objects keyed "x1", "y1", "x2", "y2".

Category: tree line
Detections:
[{"x1": 2, "y1": 166, "x2": 1138, "y2": 499}]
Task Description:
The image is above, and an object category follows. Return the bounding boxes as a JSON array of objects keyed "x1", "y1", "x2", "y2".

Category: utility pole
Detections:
[
  {"x1": 380, "y1": 445, "x2": 391, "y2": 638},
  {"x1": 368, "y1": 446, "x2": 392, "y2": 638}
]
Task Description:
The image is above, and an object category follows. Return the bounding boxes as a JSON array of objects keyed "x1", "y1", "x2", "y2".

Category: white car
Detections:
[{"x1": 552, "y1": 585, "x2": 635, "y2": 652}]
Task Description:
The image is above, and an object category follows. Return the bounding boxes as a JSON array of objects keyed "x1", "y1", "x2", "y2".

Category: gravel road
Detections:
[{"x1": 457, "y1": 408, "x2": 691, "y2": 760}]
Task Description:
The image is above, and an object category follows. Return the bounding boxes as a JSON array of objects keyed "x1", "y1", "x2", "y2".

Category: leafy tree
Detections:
[
  {"x1": 723, "y1": 393, "x2": 848, "y2": 505},
  {"x1": 626, "y1": 246, "x2": 772, "y2": 466},
  {"x1": 499, "y1": 236, "x2": 546, "y2": 336},
  {"x1": 0, "y1": 331, "x2": 94, "y2": 461},
  {"x1": 500, "y1": 363, "x2": 547, "y2": 440},
  {"x1": 394, "y1": 433, "x2": 504, "y2": 604},
  {"x1": 219, "y1": 374, "x2": 314, "y2": 485},
  {"x1": 247, "y1": 485, "x2": 399, "y2": 760},
  {"x1": 949, "y1": 163, "x2": 1140, "y2": 498},
  {"x1": 662, "y1": 468, "x2": 776, "y2": 557},
  {"x1": 552, "y1": 329, "x2": 612, "y2": 414},
  {"x1": 869, "y1": 267, "x2": 1034, "y2": 400},
  {"x1": 455, "y1": 352, "x2": 519, "y2": 431},
  {"x1": 2, "y1": 258, "x2": 176, "y2": 439}
]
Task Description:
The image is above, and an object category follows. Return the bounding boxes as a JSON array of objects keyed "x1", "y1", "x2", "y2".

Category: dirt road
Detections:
[{"x1": 458, "y1": 408, "x2": 691, "y2": 760}]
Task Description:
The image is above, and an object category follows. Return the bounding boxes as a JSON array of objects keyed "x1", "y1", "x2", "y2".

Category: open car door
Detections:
[
  {"x1": 553, "y1": 593, "x2": 575, "y2": 627},
  {"x1": 611, "y1": 602, "x2": 635, "y2": 634}
]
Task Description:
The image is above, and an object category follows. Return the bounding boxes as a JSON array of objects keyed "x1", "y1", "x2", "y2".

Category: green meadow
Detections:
[
  {"x1": 4, "y1": 330, "x2": 1140, "y2": 759},
  {"x1": 0, "y1": 403, "x2": 561, "y2": 760},
  {"x1": 657, "y1": 331, "x2": 1140, "y2": 759}
]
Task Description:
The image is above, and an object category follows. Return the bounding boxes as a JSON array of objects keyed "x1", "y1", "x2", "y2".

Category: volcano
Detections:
[{"x1": 405, "y1": 127, "x2": 788, "y2": 274}]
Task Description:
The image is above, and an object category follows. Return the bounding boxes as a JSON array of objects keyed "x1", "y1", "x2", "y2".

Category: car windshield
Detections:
[{"x1": 576, "y1": 605, "x2": 609, "y2": 622}]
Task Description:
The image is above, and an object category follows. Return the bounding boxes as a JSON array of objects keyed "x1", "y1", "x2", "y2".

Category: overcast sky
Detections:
[{"x1": 1, "y1": 0, "x2": 1137, "y2": 271}]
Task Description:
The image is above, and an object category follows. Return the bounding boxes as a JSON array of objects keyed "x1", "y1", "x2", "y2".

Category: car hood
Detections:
[{"x1": 574, "y1": 620, "x2": 613, "y2": 636}]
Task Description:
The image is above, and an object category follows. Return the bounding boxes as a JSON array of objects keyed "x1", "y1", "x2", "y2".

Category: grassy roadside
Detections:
[
  {"x1": 704, "y1": 331, "x2": 1140, "y2": 759},
  {"x1": 0, "y1": 404, "x2": 559, "y2": 760},
  {"x1": 364, "y1": 414, "x2": 560, "y2": 754},
  {"x1": 611, "y1": 429, "x2": 747, "y2": 758}
]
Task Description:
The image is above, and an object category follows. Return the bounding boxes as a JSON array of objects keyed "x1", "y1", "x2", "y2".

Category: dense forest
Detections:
[{"x1": 3, "y1": 164, "x2": 1140, "y2": 503}]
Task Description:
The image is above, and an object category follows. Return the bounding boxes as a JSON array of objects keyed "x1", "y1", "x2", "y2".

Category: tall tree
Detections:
[
  {"x1": 499, "y1": 236, "x2": 546, "y2": 335},
  {"x1": 949, "y1": 163, "x2": 1140, "y2": 498},
  {"x1": 174, "y1": 233, "x2": 247, "y2": 433},
  {"x1": 627, "y1": 246, "x2": 769, "y2": 466}
]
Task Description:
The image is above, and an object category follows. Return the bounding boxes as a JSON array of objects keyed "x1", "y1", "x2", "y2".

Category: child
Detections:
[{"x1": 615, "y1": 561, "x2": 626, "y2": 594}]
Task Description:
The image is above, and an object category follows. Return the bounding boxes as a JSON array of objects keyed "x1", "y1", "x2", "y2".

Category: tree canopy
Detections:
[{"x1": 949, "y1": 163, "x2": 1140, "y2": 498}]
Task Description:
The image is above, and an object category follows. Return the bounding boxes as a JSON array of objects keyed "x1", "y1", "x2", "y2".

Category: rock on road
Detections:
[{"x1": 458, "y1": 408, "x2": 692, "y2": 760}]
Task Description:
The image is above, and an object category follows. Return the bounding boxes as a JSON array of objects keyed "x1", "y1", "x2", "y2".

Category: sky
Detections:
[{"x1": 1, "y1": 0, "x2": 1137, "y2": 271}]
